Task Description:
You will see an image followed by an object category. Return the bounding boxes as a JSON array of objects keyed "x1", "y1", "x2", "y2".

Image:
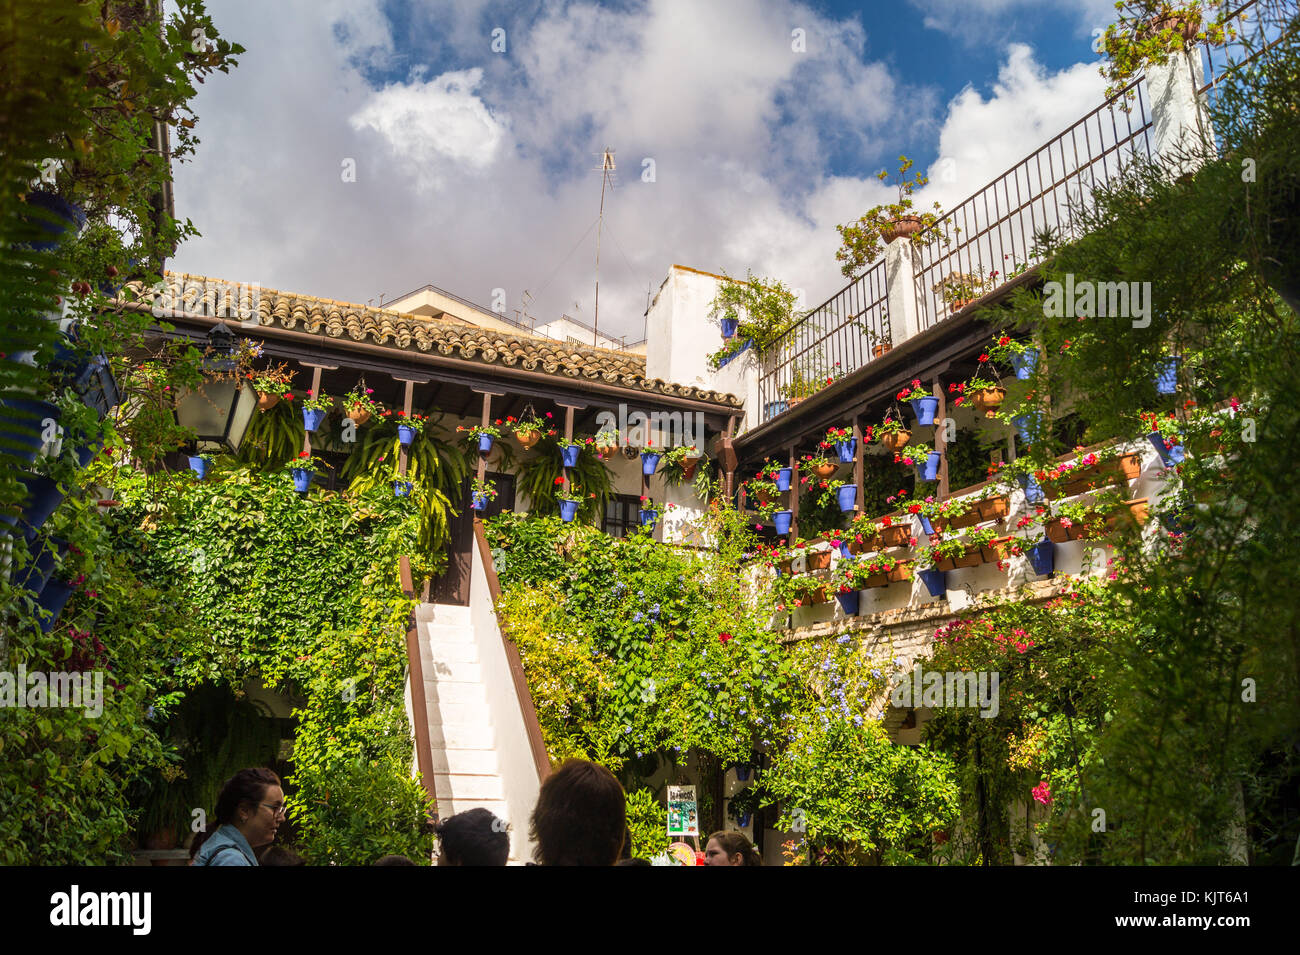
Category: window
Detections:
[{"x1": 602, "y1": 494, "x2": 643, "y2": 538}]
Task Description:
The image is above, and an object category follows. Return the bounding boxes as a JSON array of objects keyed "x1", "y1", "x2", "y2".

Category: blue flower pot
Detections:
[
  {"x1": 718, "y1": 339, "x2": 753, "y2": 368},
  {"x1": 734, "y1": 763, "x2": 753, "y2": 782},
  {"x1": 835, "y1": 590, "x2": 860, "y2": 615},
  {"x1": 737, "y1": 811, "x2": 752, "y2": 828},
  {"x1": 1147, "y1": 431, "x2": 1185, "y2": 466},
  {"x1": 836, "y1": 540, "x2": 853, "y2": 559},
  {"x1": 641, "y1": 451, "x2": 661, "y2": 475},
  {"x1": 1013, "y1": 411, "x2": 1041, "y2": 445},
  {"x1": 397, "y1": 424, "x2": 417, "y2": 447},
  {"x1": 21, "y1": 191, "x2": 86, "y2": 250},
  {"x1": 639, "y1": 509, "x2": 657, "y2": 530},
  {"x1": 1010, "y1": 348, "x2": 1038, "y2": 380},
  {"x1": 919, "y1": 515, "x2": 935, "y2": 536},
  {"x1": 775, "y1": 468, "x2": 793, "y2": 492},
  {"x1": 559, "y1": 499, "x2": 579, "y2": 523},
  {"x1": 1155, "y1": 356, "x2": 1180, "y2": 395},
  {"x1": 478, "y1": 433, "x2": 494, "y2": 454},
  {"x1": 291, "y1": 468, "x2": 313, "y2": 493},
  {"x1": 772, "y1": 510, "x2": 793, "y2": 536},
  {"x1": 720, "y1": 317, "x2": 739, "y2": 338},
  {"x1": 917, "y1": 451, "x2": 941, "y2": 482},
  {"x1": 911, "y1": 396, "x2": 940, "y2": 426},
  {"x1": 919, "y1": 568, "x2": 947, "y2": 598},
  {"x1": 0, "y1": 398, "x2": 60, "y2": 464},
  {"x1": 1028, "y1": 538, "x2": 1055, "y2": 576},
  {"x1": 1160, "y1": 511, "x2": 1193, "y2": 534},
  {"x1": 18, "y1": 474, "x2": 63, "y2": 532},
  {"x1": 1016, "y1": 473, "x2": 1046, "y2": 504},
  {"x1": 836, "y1": 484, "x2": 858, "y2": 512},
  {"x1": 393, "y1": 480, "x2": 413, "y2": 497},
  {"x1": 303, "y1": 408, "x2": 328, "y2": 433},
  {"x1": 471, "y1": 491, "x2": 489, "y2": 511},
  {"x1": 562, "y1": 443, "x2": 581, "y2": 468},
  {"x1": 188, "y1": 455, "x2": 210, "y2": 480},
  {"x1": 36, "y1": 577, "x2": 75, "y2": 633},
  {"x1": 763, "y1": 400, "x2": 789, "y2": 420},
  {"x1": 16, "y1": 538, "x2": 58, "y2": 594},
  {"x1": 835, "y1": 439, "x2": 856, "y2": 463},
  {"x1": 76, "y1": 355, "x2": 119, "y2": 421}
]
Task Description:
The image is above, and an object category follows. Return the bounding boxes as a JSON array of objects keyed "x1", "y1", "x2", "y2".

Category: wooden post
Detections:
[
  {"x1": 302, "y1": 367, "x2": 322, "y2": 457},
  {"x1": 787, "y1": 445, "x2": 798, "y2": 541},
  {"x1": 933, "y1": 376, "x2": 949, "y2": 498},
  {"x1": 477, "y1": 392, "x2": 492, "y2": 483},
  {"x1": 563, "y1": 405, "x2": 575, "y2": 494},
  {"x1": 399, "y1": 380, "x2": 414, "y2": 477},
  {"x1": 852, "y1": 414, "x2": 864, "y2": 519}
]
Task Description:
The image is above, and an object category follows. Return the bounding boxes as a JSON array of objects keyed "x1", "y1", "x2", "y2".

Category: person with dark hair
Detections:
[
  {"x1": 529, "y1": 759, "x2": 626, "y2": 866},
  {"x1": 703, "y1": 830, "x2": 762, "y2": 866},
  {"x1": 190, "y1": 768, "x2": 284, "y2": 867},
  {"x1": 435, "y1": 808, "x2": 509, "y2": 866},
  {"x1": 259, "y1": 846, "x2": 304, "y2": 866},
  {"x1": 373, "y1": 854, "x2": 418, "y2": 866}
]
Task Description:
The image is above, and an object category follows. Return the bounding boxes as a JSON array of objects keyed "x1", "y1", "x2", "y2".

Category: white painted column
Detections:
[
  {"x1": 884, "y1": 238, "x2": 922, "y2": 345},
  {"x1": 1145, "y1": 50, "x2": 1213, "y2": 178}
]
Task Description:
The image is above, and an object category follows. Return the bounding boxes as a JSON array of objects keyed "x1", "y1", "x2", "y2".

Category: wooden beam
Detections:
[
  {"x1": 302, "y1": 366, "x2": 322, "y2": 457},
  {"x1": 399, "y1": 380, "x2": 414, "y2": 476},
  {"x1": 853, "y1": 413, "x2": 864, "y2": 517},
  {"x1": 933, "y1": 376, "x2": 949, "y2": 498},
  {"x1": 477, "y1": 392, "x2": 492, "y2": 483},
  {"x1": 787, "y1": 445, "x2": 798, "y2": 541}
]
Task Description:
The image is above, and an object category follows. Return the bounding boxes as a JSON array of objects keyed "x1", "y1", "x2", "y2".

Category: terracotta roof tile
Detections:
[{"x1": 129, "y1": 272, "x2": 741, "y2": 408}]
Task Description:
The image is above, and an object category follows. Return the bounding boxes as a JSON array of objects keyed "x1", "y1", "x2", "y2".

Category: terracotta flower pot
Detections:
[
  {"x1": 949, "y1": 298, "x2": 974, "y2": 311},
  {"x1": 681, "y1": 456, "x2": 701, "y2": 481},
  {"x1": 1150, "y1": 13, "x2": 1201, "y2": 42},
  {"x1": 887, "y1": 561, "x2": 913, "y2": 582},
  {"x1": 517, "y1": 429, "x2": 540, "y2": 450},
  {"x1": 596, "y1": 444, "x2": 617, "y2": 457},
  {"x1": 788, "y1": 397, "x2": 805, "y2": 407},
  {"x1": 806, "y1": 586, "x2": 830, "y2": 604},
  {"x1": 872, "y1": 342, "x2": 893, "y2": 358},
  {"x1": 256, "y1": 391, "x2": 280, "y2": 412},
  {"x1": 346, "y1": 406, "x2": 371, "y2": 426},
  {"x1": 971, "y1": 386, "x2": 1007, "y2": 416},
  {"x1": 881, "y1": 430, "x2": 911, "y2": 452},
  {"x1": 813, "y1": 462, "x2": 838, "y2": 479},
  {"x1": 881, "y1": 214, "x2": 924, "y2": 243},
  {"x1": 980, "y1": 536, "x2": 1015, "y2": 563},
  {"x1": 933, "y1": 494, "x2": 1011, "y2": 533},
  {"x1": 807, "y1": 550, "x2": 832, "y2": 571},
  {"x1": 1044, "y1": 452, "x2": 1142, "y2": 499},
  {"x1": 878, "y1": 524, "x2": 912, "y2": 548}
]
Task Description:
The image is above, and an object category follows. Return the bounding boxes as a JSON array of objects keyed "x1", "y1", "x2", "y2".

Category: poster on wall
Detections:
[{"x1": 666, "y1": 785, "x2": 698, "y2": 837}]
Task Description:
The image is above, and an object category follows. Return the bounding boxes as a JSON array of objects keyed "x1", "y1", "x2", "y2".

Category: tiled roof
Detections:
[{"x1": 131, "y1": 272, "x2": 741, "y2": 407}]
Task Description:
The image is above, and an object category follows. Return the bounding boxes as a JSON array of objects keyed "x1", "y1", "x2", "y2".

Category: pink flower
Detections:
[{"x1": 1032, "y1": 781, "x2": 1052, "y2": 805}]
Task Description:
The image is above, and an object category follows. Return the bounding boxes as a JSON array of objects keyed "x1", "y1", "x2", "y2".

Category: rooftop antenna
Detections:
[
  {"x1": 592, "y1": 147, "x2": 616, "y2": 347},
  {"x1": 520, "y1": 289, "x2": 535, "y2": 329}
]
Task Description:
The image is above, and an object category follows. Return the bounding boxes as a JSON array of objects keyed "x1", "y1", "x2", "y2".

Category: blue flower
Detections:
[{"x1": 633, "y1": 611, "x2": 643, "y2": 622}]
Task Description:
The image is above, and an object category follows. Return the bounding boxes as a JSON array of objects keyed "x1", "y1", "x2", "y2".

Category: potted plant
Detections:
[
  {"x1": 1026, "y1": 537, "x2": 1055, "y2": 575},
  {"x1": 872, "y1": 413, "x2": 911, "y2": 452},
  {"x1": 857, "y1": 554, "x2": 913, "y2": 588},
  {"x1": 457, "y1": 422, "x2": 501, "y2": 454},
  {"x1": 706, "y1": 270, "x2": 801, "y2": 369},
  {"x1": 638, "y1": 496, "x2": 675, "y2": 531},
  {"x1": 933, "y1": 267, "x2": 998, "y2": 312},
  {"x1": 988, "y1": 333, "x2": 1037, "y2": 380},
  {"x1": 470, "y1": 478, "x2": 498, "y2": 511},
  {"x1": 662, "y1": 444, "x2": 704, "y2": 482},
  {"x1": 1141, "y1": 410, "x2": 1185, "y2": 466},
  {"x1": 1099, "y1": 3, "x2": 1238, "y2": 104},
  {"x1": 916, "y1": 561, "x2": 948, "y2": 598},
  {"x1": 561, "y1": 440, "x2": 583, "y2": 468},
  {"x1": 556, "y1": 484, "x2": 586, "y2": 523},
  {"x1": 640, "y1": 441, "x2": 662, "y2": 476},
  {"x1": 248, "y1": 368, "x2": 295, "y2": 412},
  {"x1": 928, "y1": 534, "x2": 982, "y2": 572},
  {"x1": 508, "y1": 410, "x2": 555, "y2": 450},
  {"x1": 187, "y1": 452, "x2": 214, "y2": 480},
  {"x1": 834, "y1": 156, "x2": 949, "y2": 279},
  {"x1": 812, "y1": 477, "x2": 857, "y2": 514},
  {"x1": 825, "y1": 425, "x2": 855, "y2": 463},
  {"x1": 300, "y1": 390, "x2": 333, "y2": 433},
  {"x1": 1036, "y1": 446, "x2": 1143, "y2": 500},
  {"x1": 754, "y1": 457, "x2": 794, "y2": 492},
  {"x1": 745, "y1": 470, "x2": 783, "y2": 510},
  {"x1": 950, "y1": 351, "x2": 1006, "y2": 416},
  {"x1": 895, "y1": 443, "x2": 941, "y2": 481},
  {"x1": 801, "y1": 443, "x2": 839, "y2": 479},
  {"x1": 897, "y1": 379, "x2": 939, "y2": 426},
  {"x1": 770, "y1": 508, "x2": 794, "y2": 537},
  {"x1": 394, "y1": 479, "x2": 414, "y2": 497},
  {"x1": 288, "y1": 451, "x2": 326, "y2": 494},
  {"x1": 344, "y1": 386, "x2": 383, "y2": 426},
  {"x1": 593, "y1": 425, "x2": 620, "y2": 457}
]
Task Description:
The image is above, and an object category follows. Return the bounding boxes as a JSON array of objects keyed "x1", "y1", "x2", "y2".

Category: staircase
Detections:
[{"x1": 415, "y1": 600, "x2": 539, "y2": 863}]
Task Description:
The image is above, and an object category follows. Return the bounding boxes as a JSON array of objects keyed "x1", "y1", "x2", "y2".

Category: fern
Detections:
[
  {"x1": 236, "y1": 399, "x2": 304, "y2": 471},
  {"x1": 514, "y1": 440, "x2": 613, "y2": 524}
]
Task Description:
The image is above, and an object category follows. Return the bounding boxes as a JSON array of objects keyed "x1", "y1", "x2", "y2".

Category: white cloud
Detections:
[
  {"x1": 350, "y1": 68, "x2": 508, "y2": 192},
  {"x1": 909, "y1": 0, "x2": 1117, "y2": 44}
]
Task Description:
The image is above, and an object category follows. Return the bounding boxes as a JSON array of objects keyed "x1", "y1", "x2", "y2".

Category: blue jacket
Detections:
[{"x1": 194, "y1": 825, "x2": 259, "y2": 866}]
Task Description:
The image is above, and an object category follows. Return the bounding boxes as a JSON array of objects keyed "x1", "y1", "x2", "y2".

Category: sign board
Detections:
[{"x1": 666, "y1": 784, "x2": 698, "y2": 838}]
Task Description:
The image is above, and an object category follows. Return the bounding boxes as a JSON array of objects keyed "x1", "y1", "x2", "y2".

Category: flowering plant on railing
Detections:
[
  {"x1": 813, "y1": 477, "x2": 848, "y2": 509},
  {"x1": 300, "y1": 389, "x2": 333, "y2": 413},
  {"x1": 249, "y1": 367, "x2": 295, "y2": 398},
  {"x1": 893, "y1": 443, "x2": 935, "y2": 467},
  {"x1": 834, "y1": 156, "x2": 949, "y2": 279},
  {"x1": 782, "y1": 361, "x2": 843, "y2": 401},
  {"x1": 934, "y1": 268, "x2": 999, "y2": 308},
  {"x1": 471, "y1": 477, "x2": 499, "y2": 501},
  {"x1": 1100, "y1": 1, "x2": 1240, "y2": 105},
  {"x1": 457, "y1": 423, "x2": 502, "y2": 441}
]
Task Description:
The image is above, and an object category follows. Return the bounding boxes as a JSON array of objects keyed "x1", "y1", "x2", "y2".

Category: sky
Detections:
[{"x1": 170, "y1": 0, "x2": 1119, "y2": 344}]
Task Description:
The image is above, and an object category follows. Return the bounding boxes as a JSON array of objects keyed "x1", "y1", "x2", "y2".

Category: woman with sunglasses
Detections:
[{"x1": 191, "y1": 768, "x2": 286, "y2": 866}]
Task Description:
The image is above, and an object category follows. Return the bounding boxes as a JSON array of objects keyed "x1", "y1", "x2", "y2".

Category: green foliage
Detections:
[
  {"x1": 834, "y1": 156, "x2": 948, "y2": 279},
  {"x1": 625, "y1": 787, "x2": 671, "y2": 859},
  {"x1": 513, "y1": 439, "x2": 612, "y2": 523},
  {"x1": 706, "y1": 270, "x2": 801, "y2": 367},
  {"x1": 289, "y1": 758, "x2": 433, "y2": 866}
]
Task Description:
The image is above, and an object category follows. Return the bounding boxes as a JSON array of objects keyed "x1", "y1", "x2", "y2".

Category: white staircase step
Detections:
[
  {"x1": 434, "y1": 701, "x2": 490, "y2": 724},
  {"x1": 434, "y1": 773, "x2": 504, "y2": 801},
  {"x1": 429, "y1": 640, "x2": 478, "y2": 663},
  {"x1": 426, "y1": 660, "x2": 482, "y2": 683},
  {"x1": 426, "y1": 682, "x2": 486, "y2": 705},
  {"x1": 431, "y1": 748, "x2": 499, "y2": 775},
  {"x1": 429, "y1": 606, "x2": 472, "y2": 626},
  {"x1": 430, "y1": 721, "x2": 494, "y2": 749},
  {"x1": 424, "y1": 623, "x2": 475, "y2": 644},
  {"x1": 439, "y1": 798, "x2": 510, "y2": 820}
]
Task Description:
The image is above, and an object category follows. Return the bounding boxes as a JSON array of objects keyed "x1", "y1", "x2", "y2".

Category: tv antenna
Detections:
[{"x1": 592, "y1": 147, "x2": 616, "y2": 347}]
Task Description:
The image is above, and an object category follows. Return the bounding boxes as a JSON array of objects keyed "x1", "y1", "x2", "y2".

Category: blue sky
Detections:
[{"x1": 171, "y1": 0, "x2": 1116, "y2": 341}]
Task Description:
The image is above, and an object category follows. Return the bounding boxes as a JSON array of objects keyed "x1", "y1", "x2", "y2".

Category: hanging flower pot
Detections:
[
  {"x1": 882, "y1": 429, "x2": 911, "y2": 452},
  {"x1": 478, "y1": 433, "x2": 495, "y2": 454},
  {"x1": 561, "y1": 443, "x2": 582, "y2": 468},
  {"x1": 559, "y1": 499, "x2": 579, "y2": 523},
  {"x1": 18, "y1": 474, "x2": 63, "y2": 532},
  {"x1": 1027, "y1": 538, "x2": 1055, "y2": 576},
  {"x1": 396, "y1": 424, "x2": 416, "y2": 447},
  {"x1": 835, "y1": 439, "x2": 856, "y2": 463},
  {"x1": 188, "y1": 455, "x2": 210, "y2": 480},
  {"x1": 471, "y1": 491, "x2": 489, "y2": 511},
  {"x1": 0, "y1": 398, "x2": 60, "y2": 464},
  {"x1": 1010, "y1": 348, "x2": 1039, "y2": 380},
  {"x1": 639, "y1": 509, "x2": 657, "y2": 530},
  {"x1": 917, "y1": 451, "x2": 941, "y2": 482},
  {"x1": 970, "y1": 386, "x2": 1007, "y2": 416},
  {"x1": 680, "y1": 454, "x2": 702, "y2": 481},
  {"x1": 595, "y1": 443, "x2": 617, "y2": 458},
  {"x1": 36, "y1": 577, "x2": 75, "y2": 634},
  {"x1": 393, "y1": 480, "x2": 413, "y2": 497},
  {"x1": 517, "y1": 429, "x2": 540, "y2": 450},
  {"x1": 813, "y1": 461, "x2": 838, "y2": 478},
  {"x1": 346, "y1": 405, "x2": 372, "y2": 427},
  {"x1": 1155, "y1": 356, "x2": 1181, "y2": 395},
  {"x1": 255, "y1": 390, "x2": 281, "y2": 412},
  {"x1": 1147, "y1": 431, "x2": 1186, "y2": 466},
  {"x1": 641, "y1": 450, "x2": 662, "y2": 475},
  {"x1": 1012, "y1": 411, "x2": 1042, "y2": 444},
  {"x1": 919, "y1": 567, "x2": 947, "y2": 598},
  {"x1": 290, "y1": 468, "x2": 313, "y2": 493},
  {"x1": 807, "y1": 550, "x2": 833, "y2": 571},
  {"x1": 836, "y1": 484, "x2": 858, "y2": 512},
  {"x1": 734, "y1": 763, "x2": 753, "y2": 782},
  {"x1": 720, "y1": 317, "x2": 739, "y2": 338},
  {"x1": 302, "y1": 407, "x2": 328, "y2": 433},
  {"x1": 772, "y1": 510, "x2": 793, "y2": 536},
  {"x1": 1016, "y1": 473, "x2": 1046, "y2": 504},
  {"x1": 835, "y1": 589, "x2": 860, "y2": 615},
  {"x1": 910, "y1": 396, "x2": 939, "y2": 427}
]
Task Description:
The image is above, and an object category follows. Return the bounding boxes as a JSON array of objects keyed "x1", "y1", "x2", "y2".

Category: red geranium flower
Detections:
[
  {"x1": 553, "y1": 476, "x2": 564, "y2": 485},
  {"x1": 718, "y1": 632, "x2": 733, "y2": 644}
]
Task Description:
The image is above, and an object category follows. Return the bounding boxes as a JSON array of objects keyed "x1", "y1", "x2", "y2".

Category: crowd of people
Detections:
[{"x1": 188, "y1": 759, "x2": 762, "y2": 866}]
